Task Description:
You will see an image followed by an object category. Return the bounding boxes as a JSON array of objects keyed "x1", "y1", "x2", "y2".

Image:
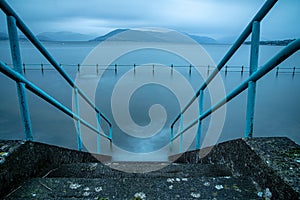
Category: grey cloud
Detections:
[{"x1": 1, "y1": 0, "x2": 299, "y2": 40}]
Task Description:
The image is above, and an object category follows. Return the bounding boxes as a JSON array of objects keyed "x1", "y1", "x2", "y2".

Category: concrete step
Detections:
[
  {"x1": 3, "y1": 137, "x2": 298, "y2": 199},
  {"x1": 6, "y1": 162, "x2": 262, "y2": 199},
  {"x1": 46, "y1": 162, "x2": 232, "y2": 178},
  {"x1": 6, "y1": 176, "x2": 260, "y2": 199}
]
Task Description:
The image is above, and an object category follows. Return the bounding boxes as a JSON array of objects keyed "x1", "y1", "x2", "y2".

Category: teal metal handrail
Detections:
[
  {"x1": 171, "y1": 39, "x2": 300, "y2": 141},
  {"x1": 0, "y1": 0, "x2": 112, "y2": 152},
  {"x1": 170, "y1": 0, "x2": 300, "y2": 152},
  {"x1": 0, "y1": 61, "x2": 111, "y2": 142}
]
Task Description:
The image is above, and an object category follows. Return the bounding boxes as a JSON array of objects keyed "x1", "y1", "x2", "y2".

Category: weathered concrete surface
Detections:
[
  {"x1": 171, "y1": 137, "x2": 300, "y2": 199},
  {"x1": 1, "y1": 137, "x2": 299, "y2": 199},
  {"x1": 7, "y1": 176, "x2": 259, "y2": 199},
  {"x1": 0, "y1": 140, "x2": 111, "y2": 198},
  {"x1": 245, "y1": 137, "x2": 300, "y2": 197},
  {"x1": 46, "y1": 163, "x2": 232, "y2": 179},
  {"x1": 6, "y1": 162, "x2": 259, "y2": 199}
]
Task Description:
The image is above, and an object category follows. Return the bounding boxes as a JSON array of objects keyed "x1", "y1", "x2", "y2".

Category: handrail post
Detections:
[
  {"x1": 109, "y1": 125, "x2": 113, "y2": 142},
  {"x1": 179, "y1": 114, "x2": 183, "y2": 153},
  {"x1": 7, "y1": 15, "x2": 33, "y2": 141},
  {"x1": 245, "y1": 21, "x2": 260, "y2": 138},
  {"x1": 196, "y1": 90, "x2": 204, "y2": 149},
  {"x1": 96, "y1": 112, "x2": 101, "y2": 154},
  {"x1": 74, "y1": 88, "x2": 82, "y2": 151},
  {"x1": 170, "y1": 125, "x2": 174, "y2": 151}
]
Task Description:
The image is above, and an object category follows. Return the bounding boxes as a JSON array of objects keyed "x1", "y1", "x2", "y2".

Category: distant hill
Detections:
[
  {"x1": 91, "y1": 29, "x2": 129, "y2": 42},
  {"x1": 187, "y1": 34, "x2": 217, "y2": 44},
  {"x1": 91, "y1": 29, "x2": 217, "y2": 44},
  {"x1": 1, "y1": 30, "x2": 296, "y2": 46},
  {"x1": 244, "y1": 39, "x2": 296, "y2": 46},
  {"x1": 36, "y1": 31, "x2": 95, "y2": 41},
  {"x1": 6, "y1": 30, "x2": 214, "y2": 43}
]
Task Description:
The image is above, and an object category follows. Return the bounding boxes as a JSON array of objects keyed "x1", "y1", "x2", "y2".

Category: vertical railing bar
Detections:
[
  {"x1": 96, "y1": 112, "x2": 101, "y2": 154},
  {"x1": 245, "y1": 21, "x2": 260, "y2": 138},
  {"x1": 170, "y1": 125, "x2": 174, "y2": 151},
  {"x1": 109, "y1": 126, "x2": 113, "y2": 141},
  {"x1": 179, "y1": 114, "x2": 183, "y2": 153},
  {"x1": 76, "y1": 88, "x2": 112, "y2": 126},
  {"x1": 74, "y1": 88, "x2": 82, "y2": 151},
  {"x1": 196, "y1": 89, "x2": 204, "y2": 149},
  {"x1": 7, "y1": 15, "x2": 33, "y2": 141}
]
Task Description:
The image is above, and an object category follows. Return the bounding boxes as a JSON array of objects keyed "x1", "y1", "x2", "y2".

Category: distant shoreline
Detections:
[
  {"x1": 0, "y1": 39, "x2": 232, "y2": 45},
  {"x1": 244, "y1": 39, "x2": 296, "y2": 46},
  {"x1": 0, "y1": 38, "x2": 296, "y2": 46}
]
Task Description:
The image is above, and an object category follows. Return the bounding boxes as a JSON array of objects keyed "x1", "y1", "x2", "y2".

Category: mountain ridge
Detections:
[
  {"x1": 36, "y1": 31, "x2": 95, "y2": 41},
  {"x1": 91, "y1": 29, "x2": 218, "y2": 44},
  {"x1": 0, "y1": 29, "x2": 218, "y2": 44},
  {"x1": 0, "y1": 30, "x2": 295, "y2": 46}
]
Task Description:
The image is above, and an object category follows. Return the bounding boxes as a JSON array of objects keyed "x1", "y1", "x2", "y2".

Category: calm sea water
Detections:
[{"x1": 0, "y1": 40, "x2": 299, "y2": 157}]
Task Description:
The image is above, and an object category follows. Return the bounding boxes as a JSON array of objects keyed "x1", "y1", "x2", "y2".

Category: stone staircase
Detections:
[
  {"x1": 1, "y1": 137, "x2": 300, "y2": 199},
  {"x1": 5, "y1": 162, "x2": 260, "y2": 199}
]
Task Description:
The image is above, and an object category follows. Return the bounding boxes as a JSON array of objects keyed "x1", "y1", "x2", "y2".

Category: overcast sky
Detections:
[{"x1": 0, "y1": 0, "x2": 299, "y2": 40}]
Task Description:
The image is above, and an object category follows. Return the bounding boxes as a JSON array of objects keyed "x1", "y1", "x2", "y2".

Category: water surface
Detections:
[{"x1": 0, "y1": 41, "x2": 299, "y2": 158}]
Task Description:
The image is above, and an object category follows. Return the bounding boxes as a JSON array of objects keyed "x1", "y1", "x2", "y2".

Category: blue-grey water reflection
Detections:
[{"x1": 0, "y1": 41, "x2": 299, "y2": 155}]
